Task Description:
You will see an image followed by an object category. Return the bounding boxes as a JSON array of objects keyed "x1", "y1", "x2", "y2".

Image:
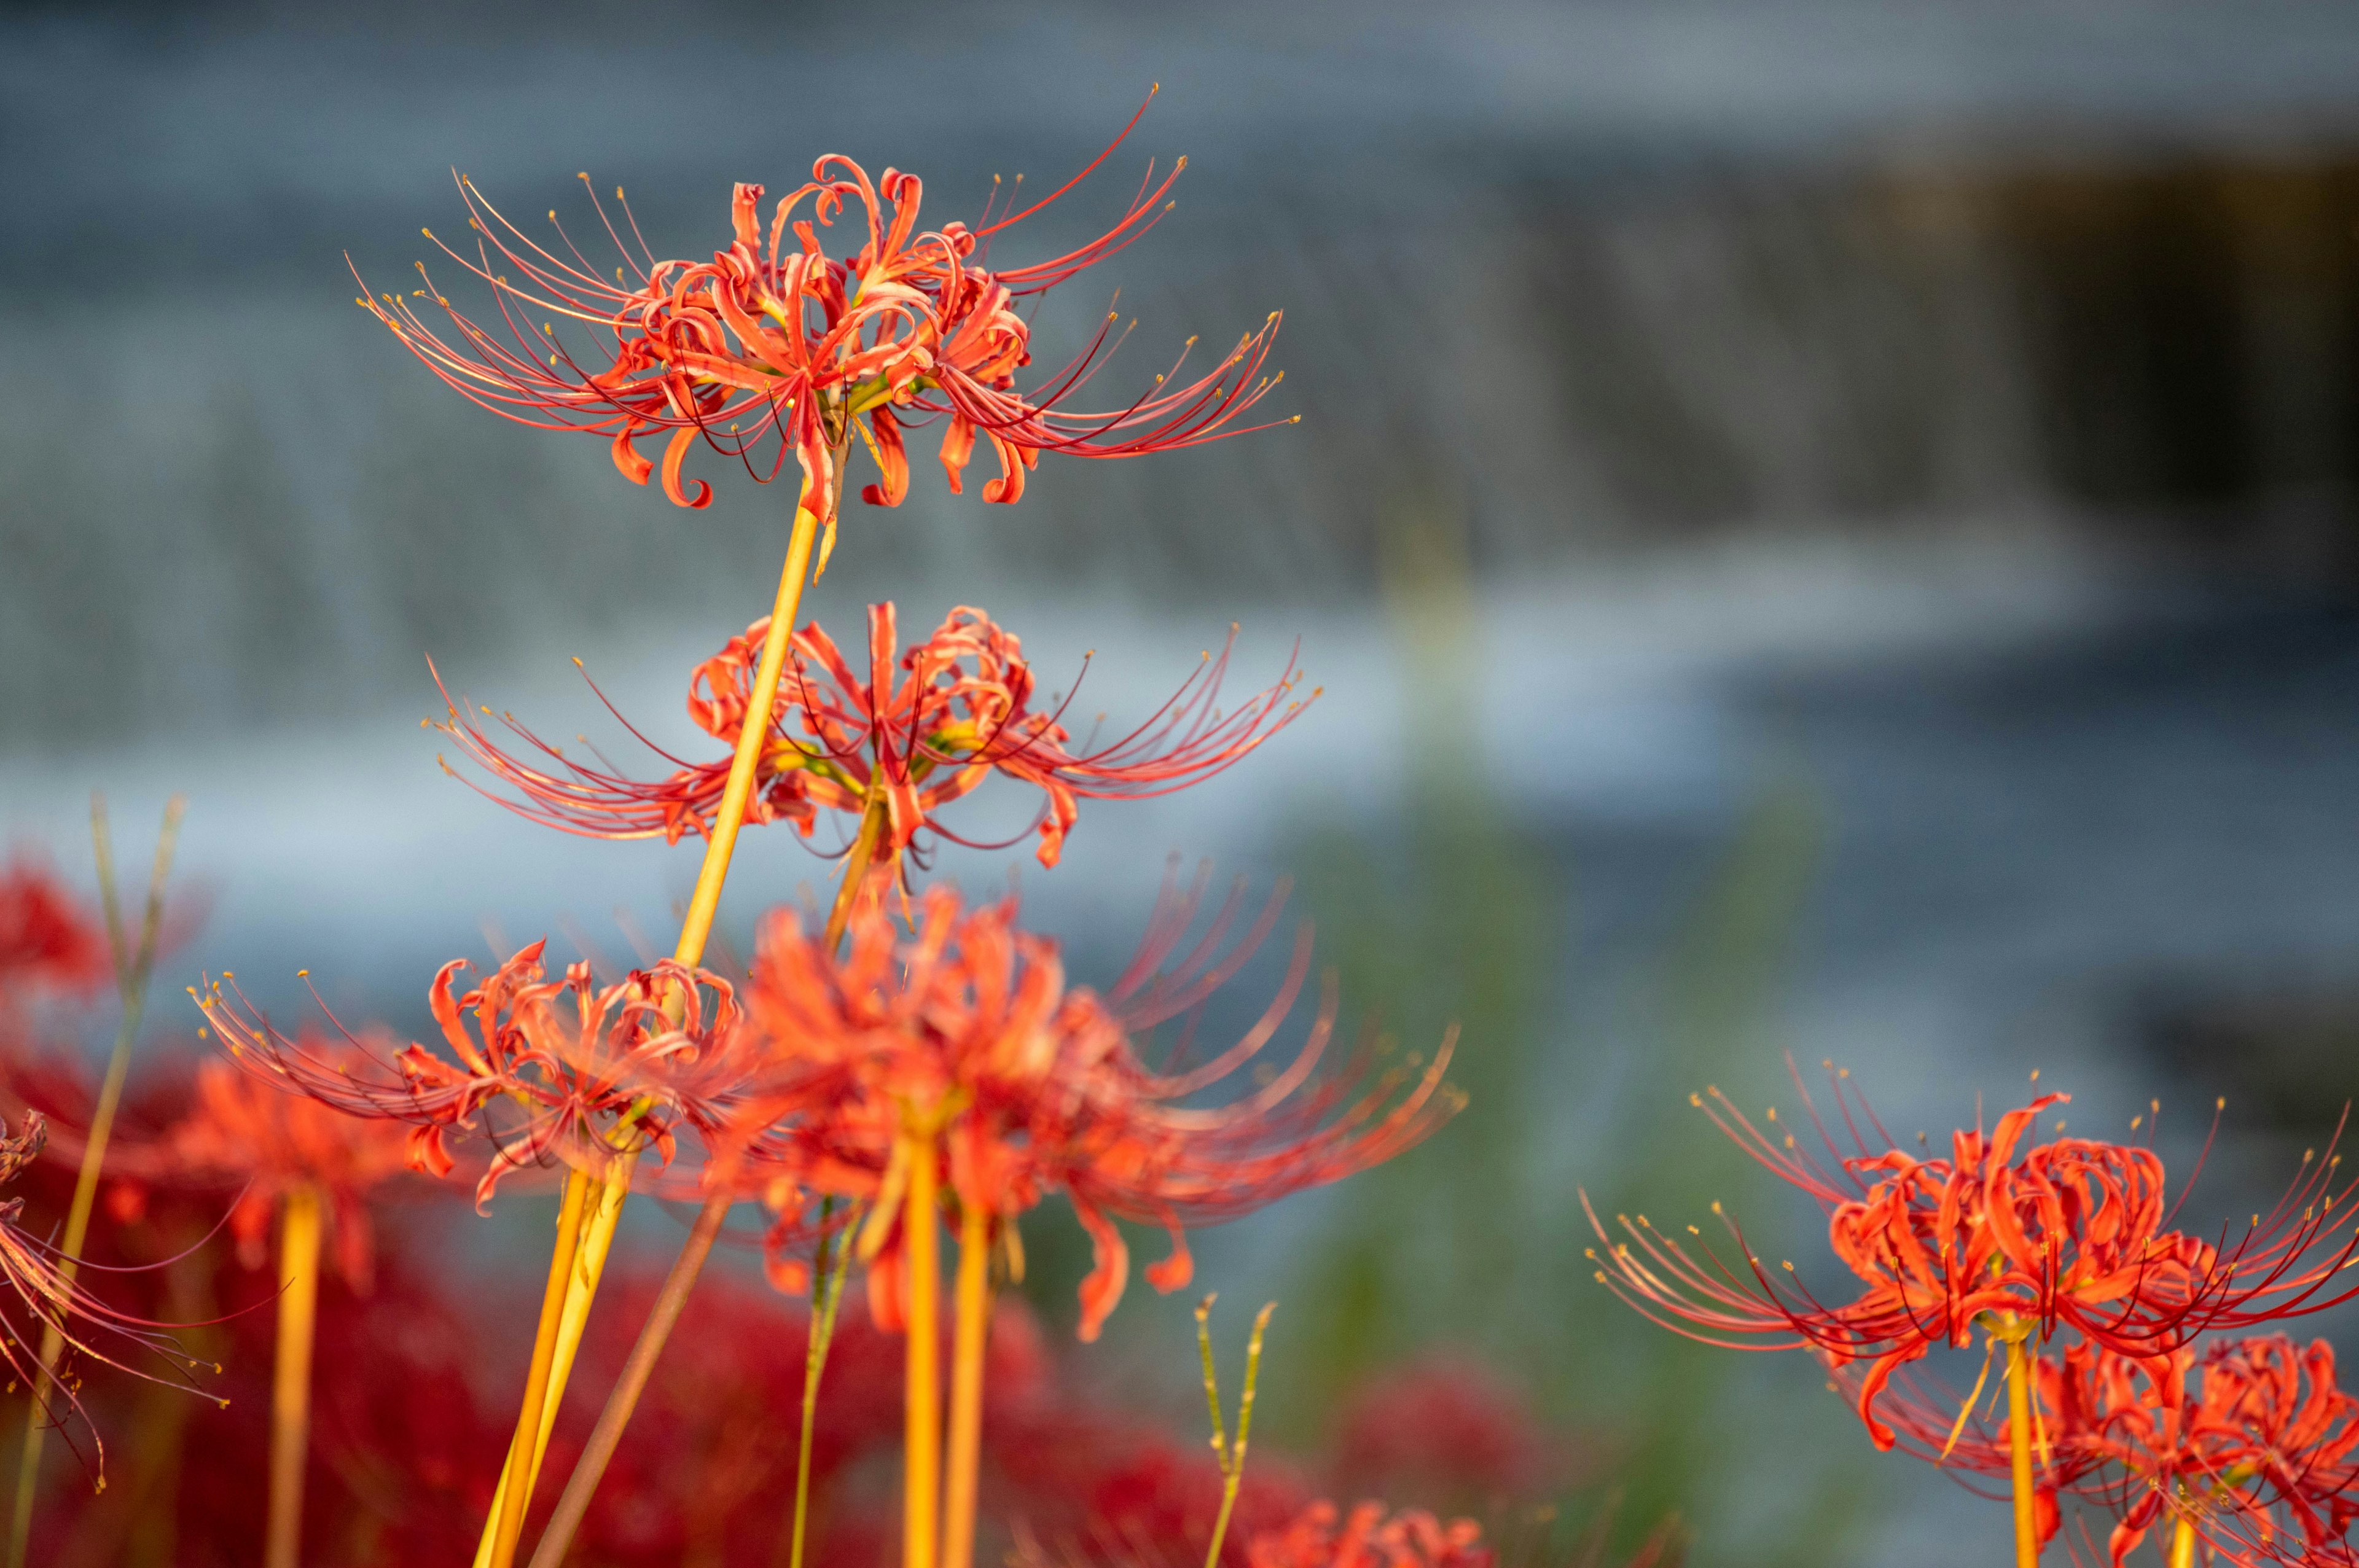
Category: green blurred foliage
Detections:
[{"x1": 1255, "y1": 501, "x2": 1870, "y2": 1565}]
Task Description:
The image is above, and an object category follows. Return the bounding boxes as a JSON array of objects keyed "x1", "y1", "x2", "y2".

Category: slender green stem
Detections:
[
  {"x1": 6, "y1": 794, "x2": 183, "y2": 1568},
  {"x1": 786, "y1": 1199, "x2": 855, "y2": 1568},
  {"x1": 1199, "y1": 1301, "x2": 1275, "y2": 1568},
  {"x1": 1194, "y1": 1295, "x2": 1229, "y2": 1469}
]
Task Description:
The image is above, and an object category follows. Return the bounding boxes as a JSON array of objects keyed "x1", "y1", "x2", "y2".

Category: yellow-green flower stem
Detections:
[
  {"x1": 787, "y1": 1198, "x2": 856, "y2": 1568},
  {"x1": 264, "y1": 1185, "x2": 323, "y2": 1568},
  {"x1": 5, "y1": 794, "x2": 183, "y2": 1568},
  {"x1": 479, "y1": 1169, "x2": 590, "y2": 1568},
  {"x1": 673, "y1": 493, "x2": 826, "y2": 970},
  {"x1": 902, "y1": 1126, "x2": 944, "y2": 1568},
  {"x1": 823, "y1": 791, "x2": 891, "y2": 953},
  {"x1": 2003, "y1": 1332, "x2": 2041, "y2": 1568},
  {"x1": 2169, "y1": 1514, "x2": 2196, "y2": 1568},
  {"x1": 940, "y1": 1202, "x2": 992, "y2": 1568},
  {"x1": 495, "y1": 472, "x2": 836, "y2": 1568},
  {"x1": 473, "y1": 1149, "x2": 635, "y2": 1568}
]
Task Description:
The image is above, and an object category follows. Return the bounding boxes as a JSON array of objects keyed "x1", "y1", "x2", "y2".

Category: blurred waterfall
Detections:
[{"x1": 13, "y1": 5, "x2": 2359, "y2": 747}]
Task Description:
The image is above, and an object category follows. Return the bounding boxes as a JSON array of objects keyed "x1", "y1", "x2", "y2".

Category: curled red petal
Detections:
[{"x1": 660, "y1": 425, "x2": 713, "y2": 509}]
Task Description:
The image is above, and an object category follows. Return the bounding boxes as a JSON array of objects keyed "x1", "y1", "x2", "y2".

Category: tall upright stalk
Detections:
[
  {"x1": 264, "y1": 1184, "x2": 323, "y2": 1568},
  {"x1": 670, "y1": 493, "x2": 826, "y2": 971},
  {"x1": 2003, "y1": 1334, "x2": 2040, "y2": 1568},
  {"x1": 940, "y1": 1203, "x2": 992, "y2": 1568},
  {"x1": 4, "y1": 793, "x2": 184, "y2": 1568},
  {"x1": 479, "y1": 1169, "x2": 592, "y2": 1568},
  {"x1": 902, "y1": 1129, "x2": 943, "y2": 1568},
  {"x1": 501, "y1": 486, "x2": 828, "y2": 1568},
  {"x1": 520, "y1": 1182, "x2": 729, "y2": 1568}
]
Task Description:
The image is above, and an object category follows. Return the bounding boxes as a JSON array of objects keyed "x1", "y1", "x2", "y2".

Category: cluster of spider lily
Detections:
[
  {"x1": 0, "y1": 98, "x2": 1643, "y2": 1568},
  {"x1": 0, "y1": 886, "x2": 1669, "y2": 1566},
  {"x1": 1592, "y1": 1067, "x2": 2359, "y2": 1566}
]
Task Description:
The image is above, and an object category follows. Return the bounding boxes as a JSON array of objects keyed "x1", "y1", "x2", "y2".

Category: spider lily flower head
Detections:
[
  {"x1": 435, "y1": 603, "x2": 1315, "y2": 881},
  {"x1": 85, "y1": 1047, "x2": 415, "y2": 1291},
  {"x1": 2034, "y1": 1336, "x2": 2359, "y2": 1567},
  {"x1": 357, "y1": 96, "x2": 1288, "y2": 556},
  {"x1": 0, "y1": 857, "x2": 108, "y2": 1001},
  {"x1": 1587, "y1": 1066, "x2": 2359, "y2": 1454},
  {"x1": 1245, "y1": 1501, "x2": 1492, "y2": 1568},
  {"x1": 194, "y1": 945, "x2": 750, "y2": 1211},
  {"x1": 738, "y1": 870, "x2": 1461, "y2": 1341},
  {"x1": 0, "y1": 1110, "x2": 211, "y2": 1475}
]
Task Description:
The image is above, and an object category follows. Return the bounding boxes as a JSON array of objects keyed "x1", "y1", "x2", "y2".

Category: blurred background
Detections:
[{"x1": 10, "y1": 0, "x2": 2359, "y2": 1562}]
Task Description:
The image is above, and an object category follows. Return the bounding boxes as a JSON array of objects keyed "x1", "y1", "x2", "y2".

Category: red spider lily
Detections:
[
  {"x1": 1244, "y1": 1501, "x2": 1491, "y2": 1568},
  {"x1": 0, "y1": 858, "x2": 108, "y2": 1000},
  {"x1": 192, "y1": 946, "x2": 756, "y2": 1209},
  {"x1": 357, "y1": 98, "x2": 1287, "y2": 544},
  {"x1": 735, "y1": 872, "x2": 1461, "y2": 1341},
  {"x1": 1586, "y1": 1066, "x2": 2359, "y2": 1453},
  {"x1": 2030, "y1": 1336, "x2": 2359, "y2": 1567},
  {"x1": 0, "y1": 1110, "x2": 208, "y2": 1476},
  {"x1": 75, "y1": 1048, "x2": 417, "y2": 1291},
  {"x1": 436, "y1": 604, "x2": 1313, "y2": 881}
]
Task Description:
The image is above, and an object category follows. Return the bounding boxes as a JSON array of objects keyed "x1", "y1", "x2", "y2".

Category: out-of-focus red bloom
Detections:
[
  {"x1": 194, "y1": 945, "x2": 755, "y2": 1209},
  {"x1": 2032, "y1": 1336, "x2": 2359, "y2": 1567},
  {"x1": 358, "y1": 101, "x2": 1285, "y2": 542},
  {"x1": 1587, "y1": 1068, "x2": 2359, "y2": 1453},
  {"x1": 437, "y1": 604, "x2": 1313, "y2": 879},
  {"x1": 568, "y1": 1270, "x2": 1053, "y2": 1568},
  {"x1": 0, "y1": 859, "x2": 108, "y2": 1000},
  {"x1": 81, "y1": 1048, "x2": 415, "y2": 1290},
  {"x1": 995, "y1": 1387, "x2": 1307, "y2": 1568},
  {"x1": 1245, "y1": 1502, "x2": 1490, "y2": 1568},
  {"x1": 1331, "y1": 1359, "x2": 1578, "y2": 1507},
  {"x1": 739, "y1": 874, "x2": 1461, "y2": 1341}
]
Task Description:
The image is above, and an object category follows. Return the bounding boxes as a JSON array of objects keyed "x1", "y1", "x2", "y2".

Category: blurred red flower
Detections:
[
  {"x1": 2039, "y1": 1335, "x2": 2359, "y2": 1567},
  {"x1": 83, "y1": 1047, "x2": 417, "y2": 1291},
  {"x1": 740, "y1": 875, "x2": 1461, "y2": 1341},
  {"x1": 1331, "y1": 1359, "x2": 1578, "y2": 1507},
  {"x1": 1245, "y1": 1501, "x2": 1490, "y2": 1568},
  {"x1": 0, "y1": 859, "x2": 108, "y2": 1002}
]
